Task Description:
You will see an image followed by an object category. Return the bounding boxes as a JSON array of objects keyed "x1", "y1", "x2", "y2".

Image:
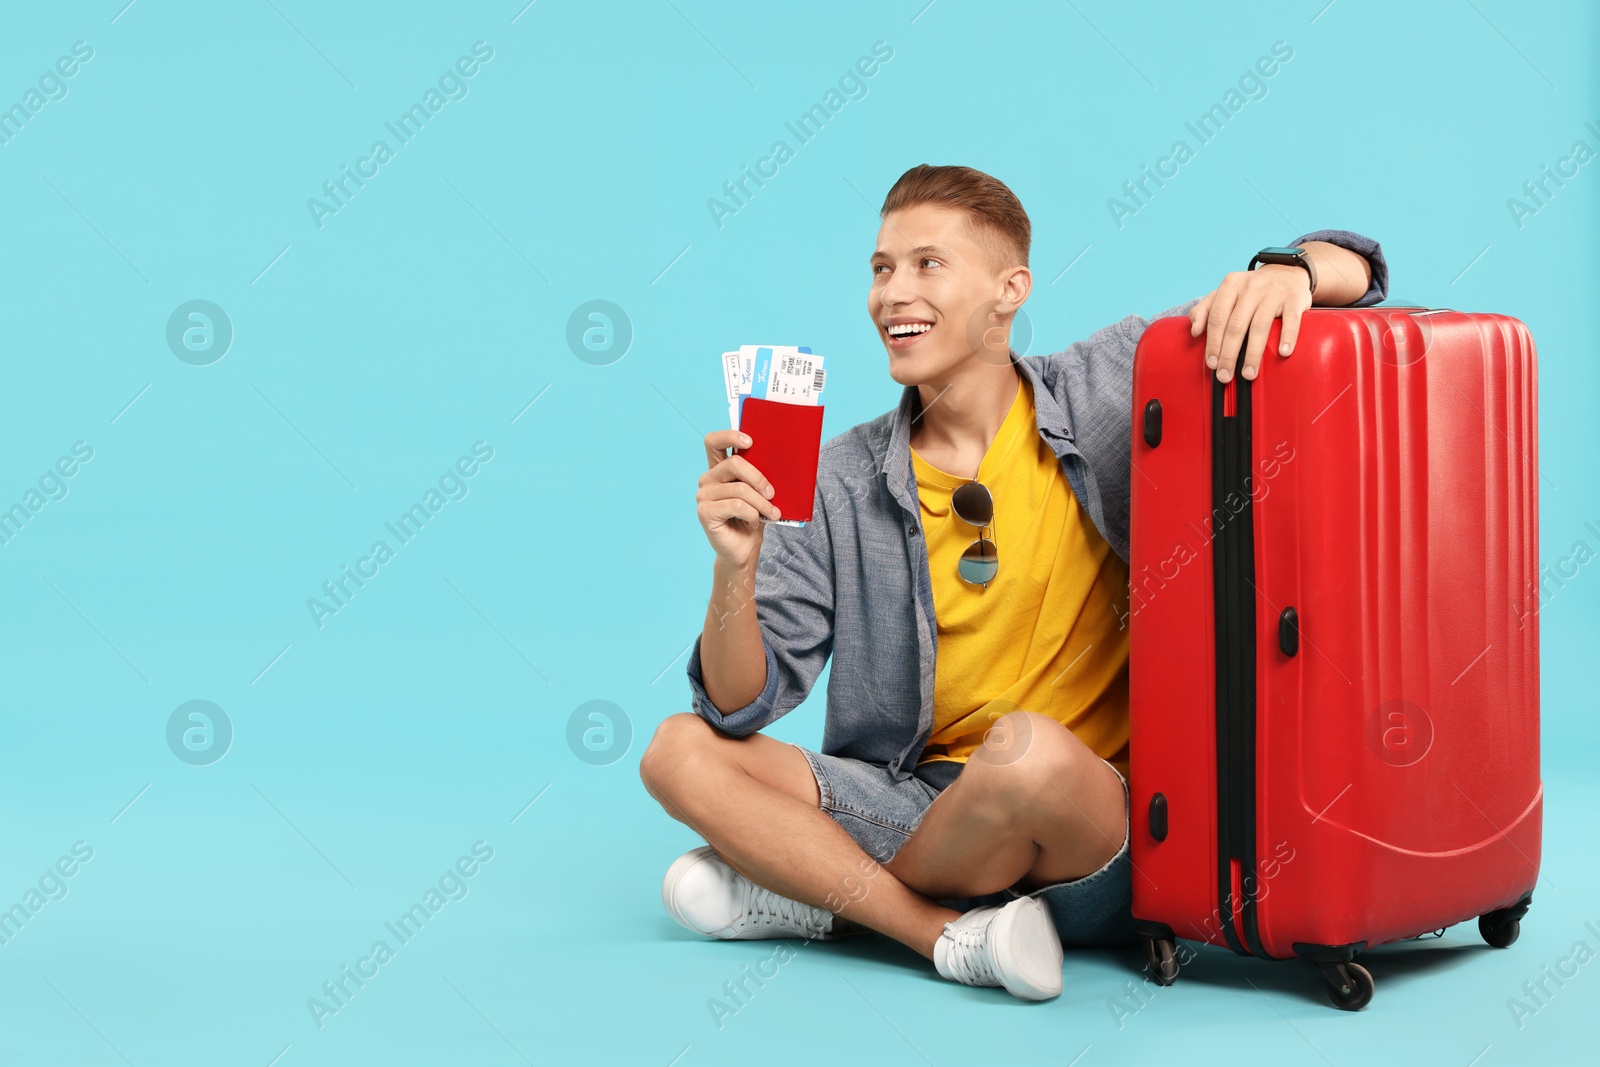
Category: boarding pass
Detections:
[
  {"x1": 721, "y1": 345, "x2": 824, "y2": 429},
  {"x1": 719, "y1": 343, "x2": 825, "y2": 527}
]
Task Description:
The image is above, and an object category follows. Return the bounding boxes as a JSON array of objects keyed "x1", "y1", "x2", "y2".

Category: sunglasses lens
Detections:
[
  {"x1": 952, "y1": 481, "x2": 994, "y2": 527},
  {"x1": 959, "y1": 538, "x2": 999, "y2": 585}
]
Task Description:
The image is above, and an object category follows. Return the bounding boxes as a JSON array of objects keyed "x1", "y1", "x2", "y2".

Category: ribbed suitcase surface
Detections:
[{"x1": 1127, "y1": 307, "x2": 1540, "y2": 1009}]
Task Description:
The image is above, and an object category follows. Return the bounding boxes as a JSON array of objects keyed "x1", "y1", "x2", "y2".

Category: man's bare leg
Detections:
[
  {"x1": 886, "y1": 711, "x2": 1127, "y2": 900},
  {"x1": 639, "y1": 713, "x2": 961, "y2": 959},
  {"x1": 641, "y1": 710, "x2": 1124, "y2": 957}
]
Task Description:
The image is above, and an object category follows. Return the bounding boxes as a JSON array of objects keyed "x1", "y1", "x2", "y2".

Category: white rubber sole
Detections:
[
  {"x1": 661, "y1": 845, "x2": 723, "y2": 935},
  {"x1": 988, "y1": 896, "x2": 1065, "y2": 1001}
]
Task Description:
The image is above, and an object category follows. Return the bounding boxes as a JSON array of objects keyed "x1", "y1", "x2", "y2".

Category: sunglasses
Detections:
[{"x1": 952, "y1": 480, "x2": 998, "y2": 588}]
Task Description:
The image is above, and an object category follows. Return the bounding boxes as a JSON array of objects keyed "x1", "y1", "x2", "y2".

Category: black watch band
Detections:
[{"x1": 1249, "y1": 246, "x2": 1316, "y2": 301}]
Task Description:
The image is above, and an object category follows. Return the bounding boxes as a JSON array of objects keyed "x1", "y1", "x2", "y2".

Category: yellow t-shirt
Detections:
[{"x1": 911, "y1": 375, "x2": 1131, "y2": 780}]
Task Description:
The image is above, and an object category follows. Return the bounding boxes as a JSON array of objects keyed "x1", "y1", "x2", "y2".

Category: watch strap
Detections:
[{"x1": 1249, "y1": 246, "x2": 1316, "y2": 300}]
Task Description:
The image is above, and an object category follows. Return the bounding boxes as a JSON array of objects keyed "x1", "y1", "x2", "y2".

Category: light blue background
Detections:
[{"x1": 0, "y1": 1, "x2": 1595, "y2": 1064}]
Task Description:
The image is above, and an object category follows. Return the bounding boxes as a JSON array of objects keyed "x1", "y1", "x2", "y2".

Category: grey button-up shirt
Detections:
[{"x1": 688, "y1": 230, "x2": 1388, "y2": 780}]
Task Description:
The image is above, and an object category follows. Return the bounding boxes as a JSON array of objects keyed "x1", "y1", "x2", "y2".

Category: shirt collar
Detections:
[{"x1": 881, "y1": 352, "x2": 1076, "y2": 516}]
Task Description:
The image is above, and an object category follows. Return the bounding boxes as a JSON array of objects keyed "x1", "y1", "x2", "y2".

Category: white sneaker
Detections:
[
  {"x1": 933, "y1": 896, "x2": 1064, "y2": 1001},
  {"x1": 662, "y1": 845, "x2": 837, "y2": 941}
]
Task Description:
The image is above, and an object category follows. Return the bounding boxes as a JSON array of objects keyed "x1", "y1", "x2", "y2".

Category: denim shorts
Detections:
[{"x1": 795, "y1": 745, "x2": 1137, "y2": 948}]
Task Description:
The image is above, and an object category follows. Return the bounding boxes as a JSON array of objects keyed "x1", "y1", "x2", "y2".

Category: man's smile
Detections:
[{"x1": 883, "y1": 317, "x2": 937, "y2": 348}]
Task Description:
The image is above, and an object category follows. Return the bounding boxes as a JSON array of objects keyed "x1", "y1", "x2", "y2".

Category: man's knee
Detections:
[
  {"x1": 965, "y1": 711, "x2": 1102, "y2": 813},
  {"x1": 638, "y1": 712, "x2": 717, "y2": 799}
]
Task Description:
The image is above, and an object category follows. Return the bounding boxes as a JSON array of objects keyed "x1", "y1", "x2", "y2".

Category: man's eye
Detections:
[{"x1": 922, "y1": 257, "x2": 941, "y2": 269}]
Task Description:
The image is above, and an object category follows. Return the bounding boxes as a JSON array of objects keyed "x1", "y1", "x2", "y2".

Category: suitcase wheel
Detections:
[
  {"x1": 1319, "y1": 961, "x2": 1374, "y2": 1011},
  {"x1": 1478, "y1": 913, "x2": 1521, "y2": 948},
  {"x1": 1479, "y1": 892, "x2": 1533, "y2": 949},
  {"x1": 1142, "y1": 935, "x2": 1179, "y2": 986}
]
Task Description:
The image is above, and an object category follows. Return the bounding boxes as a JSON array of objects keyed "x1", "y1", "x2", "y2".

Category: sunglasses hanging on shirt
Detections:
[{"x1": 952, "y1": 480, "x2": 998, "y2": 588}]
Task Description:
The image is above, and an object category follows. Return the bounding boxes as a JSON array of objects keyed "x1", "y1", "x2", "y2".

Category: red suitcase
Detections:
[{"x1": 1127, "y1": 303, "x2": 1540, "y2": 1010}]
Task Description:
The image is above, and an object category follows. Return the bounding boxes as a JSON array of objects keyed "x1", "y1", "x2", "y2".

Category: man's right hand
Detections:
[{"x1": 698, "y1": 430, "x2": 781, "y2": 569}]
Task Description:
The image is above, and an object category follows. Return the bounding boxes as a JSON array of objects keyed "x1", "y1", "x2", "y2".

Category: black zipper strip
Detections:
[
  {"x1": 1211, "y1": 379, "x2": 1245, "y2": 955},
  {"x1": 1234, "y1": 380, "x2": 1266, "y2": 959},
  {"x1": 1211, "y1": 377, "x2": 1265, "y2": 958}
]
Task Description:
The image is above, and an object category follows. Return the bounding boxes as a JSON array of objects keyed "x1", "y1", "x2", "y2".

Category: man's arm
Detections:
[
  {"x1": 1291, "y1": 228, "x2": 1389, "y2": 307},
  {"x1": 1189, "y1": 230, "x2": 1388, "y2": 382},
  {"x1": 1297, "y1": 239, "x2": 1375, "y2": 306},
  {"x1": 699, "y1": 555, "x2": 769, "y2": 713},
  {"x1": 687, "y1": 431, "x2": 836, "y2": 736},
  {"x1": 1031, "y1": 228, "x2": 1388, "y2": 561}
]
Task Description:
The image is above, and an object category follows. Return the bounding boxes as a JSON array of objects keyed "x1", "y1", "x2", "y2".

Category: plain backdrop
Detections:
[{"x1": 0, "y1": 1, "x2": 1594, "y2": 1064}]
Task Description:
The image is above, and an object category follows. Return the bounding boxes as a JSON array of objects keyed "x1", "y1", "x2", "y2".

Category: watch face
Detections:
[{"x1": 1258, "y1": 246, "x2": 1303, "y2": 257}]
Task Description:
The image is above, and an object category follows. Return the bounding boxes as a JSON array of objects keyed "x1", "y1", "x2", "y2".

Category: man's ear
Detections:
[{"x1": 995, "y1": 265, "x2": 1033, "y2": 314}]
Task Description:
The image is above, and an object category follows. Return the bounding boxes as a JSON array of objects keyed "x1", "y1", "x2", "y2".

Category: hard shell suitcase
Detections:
[{"x1": 1127, "y1": 303, "x2": 1540, "y2": 1010}]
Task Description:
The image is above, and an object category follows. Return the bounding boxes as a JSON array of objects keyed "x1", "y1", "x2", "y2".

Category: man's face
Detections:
[{"x1": 868, "y1": 203, "x2": 1018, "y2": 387}]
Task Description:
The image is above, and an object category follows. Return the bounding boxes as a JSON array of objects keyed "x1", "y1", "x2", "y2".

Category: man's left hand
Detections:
[
  {"x1": 1186, "y1": 240, "x2": 1374, "y2": 382},
  {"x1": 1187, "y1": 263, "x2": 1313, "y2": 383}
]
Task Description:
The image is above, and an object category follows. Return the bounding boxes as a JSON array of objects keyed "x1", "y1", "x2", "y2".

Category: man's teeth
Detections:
[{"x1": 888, "y1": 323, "x2": 933, "y2": 337}]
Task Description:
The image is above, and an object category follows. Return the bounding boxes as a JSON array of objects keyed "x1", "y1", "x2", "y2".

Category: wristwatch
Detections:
[{"x1": 1249, "y1": 246, "x2": 1317, "y2": 300}]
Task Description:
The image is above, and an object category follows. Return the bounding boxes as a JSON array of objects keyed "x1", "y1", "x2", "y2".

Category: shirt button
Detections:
[{"x1": 907, "y1": 526, "x2": 919, "y2": 536}]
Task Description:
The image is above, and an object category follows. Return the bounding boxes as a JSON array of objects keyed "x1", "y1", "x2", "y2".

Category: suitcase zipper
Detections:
[{"x1": 1212, "y1": 375, "x2": 1268, "y2": 958}]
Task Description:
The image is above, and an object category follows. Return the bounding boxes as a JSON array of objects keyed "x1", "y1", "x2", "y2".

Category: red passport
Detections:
[{"x1": 736, "y1": 398, "x2": 824, "y2": 523}]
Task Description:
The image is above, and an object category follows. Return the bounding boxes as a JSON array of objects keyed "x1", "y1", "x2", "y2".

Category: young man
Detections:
[{"x1": 640, "y1": 165, "x2": 1387, "y2": 1000}]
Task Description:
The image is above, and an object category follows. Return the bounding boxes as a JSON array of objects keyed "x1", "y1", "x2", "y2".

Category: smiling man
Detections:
[{"x1": 641, "y1": 164, "x2": 1386, "y2": 1000}]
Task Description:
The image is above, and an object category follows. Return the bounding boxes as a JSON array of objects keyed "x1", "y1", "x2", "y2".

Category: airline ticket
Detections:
[
  {"x1": 722, "y1": 345, "x2": 821, "y2": 429},
  {"x1": 718, "y1": 343, "x2": 824, "y2": 527}
]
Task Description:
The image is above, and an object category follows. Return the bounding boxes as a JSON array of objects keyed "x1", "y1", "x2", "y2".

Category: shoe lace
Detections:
[
  {"x1": 941, "y1": 917, "x2": 998, "y2": 986},
  {"x1": 741, "y1": 881, "x2": 828, "y2": 937}
]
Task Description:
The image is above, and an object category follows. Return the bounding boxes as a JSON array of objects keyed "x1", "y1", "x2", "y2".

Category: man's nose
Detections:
[{"x1": 880, "y1": 278, "x2": 915, "y2": 307}]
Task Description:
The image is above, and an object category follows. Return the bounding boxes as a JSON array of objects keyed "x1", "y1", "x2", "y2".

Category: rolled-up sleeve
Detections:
[
  {"x1": 1290, "y1": 229, "x2": 1389, "y2": 307},
  {"x1": 685, "y1": 633, "x2": 783, "y2": 736},
  {"x1": 685, "y1": 482, "x2": 836, "y2": 737}
]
